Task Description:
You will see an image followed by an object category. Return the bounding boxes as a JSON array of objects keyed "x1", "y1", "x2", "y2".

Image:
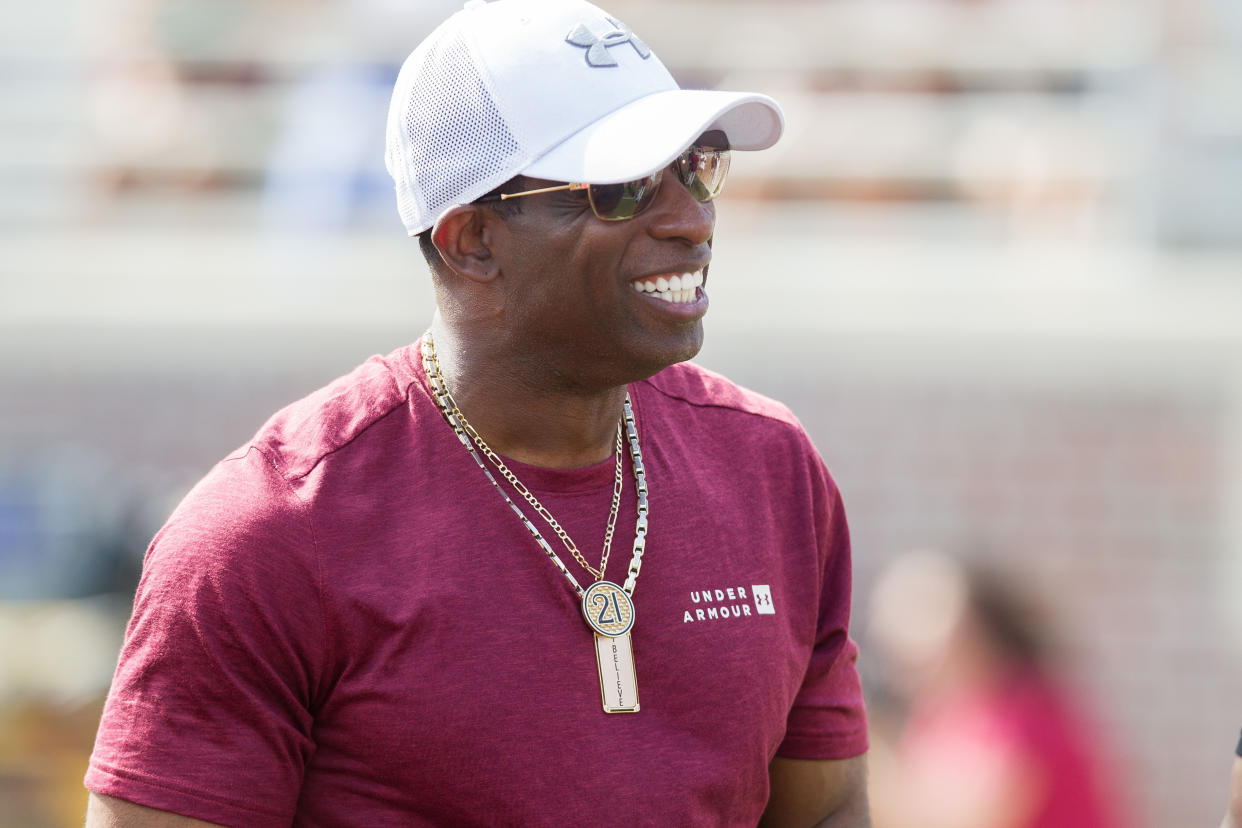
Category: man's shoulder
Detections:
[
  {"x1": 640, "y1": 360, "x2": 801, "y2": 430},
  {"x1": 247, "y1": 344, "x2": 421, "y2": 481},
  {"x1": 156, "y1": 344, "x2": 421, "y2": 557}
]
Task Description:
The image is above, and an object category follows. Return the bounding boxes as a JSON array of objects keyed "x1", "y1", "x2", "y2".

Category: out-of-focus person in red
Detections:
[
  {"x1": 865, "y1": 549, "x2": 1126, "y2": 828},
  {"x1": 1223, "y1": 731, "x2": 1242, "y2": 828}
]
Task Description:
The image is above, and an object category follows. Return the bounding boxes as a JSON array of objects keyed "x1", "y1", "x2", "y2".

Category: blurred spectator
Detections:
[
  {"x1": 260, "y1": 60, "x2": 395, "y2": 231},
  {"x1": 865, "y1": 549, "x2": 1125, "y2": 828},
  {"x1": 82, "y1": 0, "x2": 242, "y2": 196},
  {"x1": 260, "y1": 0, "x2": 458, "y2": 231}
]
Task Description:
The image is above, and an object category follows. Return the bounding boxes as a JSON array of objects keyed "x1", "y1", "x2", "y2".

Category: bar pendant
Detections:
[{"x1": 594, "y1": 632, "x2": 640, "y2": 713}]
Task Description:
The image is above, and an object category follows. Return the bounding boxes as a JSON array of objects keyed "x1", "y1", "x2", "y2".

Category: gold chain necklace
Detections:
[
  {"x1": 422, "y1": 333, "x2": 649, "y2": 713},
  {"x1": 428, "y1": 340, "x2": 623, "y2": 581}
]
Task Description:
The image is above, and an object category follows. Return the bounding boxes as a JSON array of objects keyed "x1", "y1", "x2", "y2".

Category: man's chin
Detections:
[{"x1": 632, "y1": 326, "x2": 705, "y2": 379}]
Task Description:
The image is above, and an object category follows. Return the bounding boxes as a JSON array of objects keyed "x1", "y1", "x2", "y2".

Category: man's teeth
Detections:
[{"x1": 632, "y1": 271, "x2": 704, "y2": 304}]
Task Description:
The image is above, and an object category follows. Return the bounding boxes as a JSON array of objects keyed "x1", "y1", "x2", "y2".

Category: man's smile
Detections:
[{"x1": 630, "y1": 270, "x2": 705, "y2": 304}]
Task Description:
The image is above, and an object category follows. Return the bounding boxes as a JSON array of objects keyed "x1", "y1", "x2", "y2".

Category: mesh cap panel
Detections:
[{"x1": 386, "y1": 27, "x2": 527, "y2": 235}]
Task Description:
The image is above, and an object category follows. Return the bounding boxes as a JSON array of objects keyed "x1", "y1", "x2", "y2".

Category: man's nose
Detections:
[{"x1": 644, "y1": 170, "x2": 715, "y2": 245}]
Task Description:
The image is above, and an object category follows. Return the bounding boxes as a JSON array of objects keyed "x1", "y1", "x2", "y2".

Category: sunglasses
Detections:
[{"x1": 476, "y1": 145, "x2": 731, "y2": 221}]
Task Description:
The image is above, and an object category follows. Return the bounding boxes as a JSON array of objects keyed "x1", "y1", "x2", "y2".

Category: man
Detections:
[
  {"x1": 84, "y1": 0, "x2": 870, "y2": 824},
  {"x1": 1224, "y1": 731, "x2": 1242, "y2": 828}
]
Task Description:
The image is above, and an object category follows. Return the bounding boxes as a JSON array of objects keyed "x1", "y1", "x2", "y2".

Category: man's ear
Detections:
[{"x1": 430, "y1": 205, "x2": 502, "y2": 283}]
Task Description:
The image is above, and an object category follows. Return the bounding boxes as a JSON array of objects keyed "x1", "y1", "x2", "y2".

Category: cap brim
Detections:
[{"x1": 522, "y1": 89, "x2": 784, "y2": 184}]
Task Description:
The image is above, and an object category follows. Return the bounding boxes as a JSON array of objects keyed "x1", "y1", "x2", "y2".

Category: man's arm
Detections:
[
  {"x1": 1224, "y1": 754, "x2": 1242, "y2": 828},
  {"x1": 85, "y1": 793, "x2": 225, "y2": 828},
  {"x1": 759, "y1": 754, "x2": 870, "y2": 828}
]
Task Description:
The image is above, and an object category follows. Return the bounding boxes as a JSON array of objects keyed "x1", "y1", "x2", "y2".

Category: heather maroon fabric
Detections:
[{"x1": 86, "y1": 341, "x2": 867, "y2": 827}]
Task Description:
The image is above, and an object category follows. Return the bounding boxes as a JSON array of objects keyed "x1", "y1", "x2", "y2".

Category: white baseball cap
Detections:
[{"x1": 384, "y1": 0, "x2": 785, "y2": 235}]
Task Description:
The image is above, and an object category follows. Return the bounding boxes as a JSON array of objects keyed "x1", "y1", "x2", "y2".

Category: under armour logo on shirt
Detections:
[
  {"x1": 566, "y1": 17, "x2": 651, "y2": 67},
  {"x1": 752, "y1": 585, "x2": 775, "y2": 615}
]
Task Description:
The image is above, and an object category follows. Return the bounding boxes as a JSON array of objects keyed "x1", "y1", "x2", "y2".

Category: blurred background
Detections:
[{"x1": 2, "y1": 0, "x2": 1240, "y2": 825}]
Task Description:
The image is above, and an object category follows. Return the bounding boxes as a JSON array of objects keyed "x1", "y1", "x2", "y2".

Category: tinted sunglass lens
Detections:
[
  {"x1": 679, "y1": 149, "x2": 731, "y2": 203},
  {"x1": 586, "y1": 148, "x2": 730, "y2": 220},
  {"x1": 588, "y1": 172, "x2": 661, "y2": 220}
]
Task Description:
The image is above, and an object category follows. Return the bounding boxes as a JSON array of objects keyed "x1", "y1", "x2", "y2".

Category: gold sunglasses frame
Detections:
[{"x1": 477, "y1": 147, "x2": 730, "y2": 221}]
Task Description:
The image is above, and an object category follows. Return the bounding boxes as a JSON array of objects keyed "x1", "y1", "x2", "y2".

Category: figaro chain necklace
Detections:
[{"x1": 422, "y1": 332, "x2": 649, "y2": 713}]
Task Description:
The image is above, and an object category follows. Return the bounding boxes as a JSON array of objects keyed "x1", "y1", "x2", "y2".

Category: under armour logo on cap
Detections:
[{"x1": 565, "y1": 16, "x2": 651, "y2": 67}]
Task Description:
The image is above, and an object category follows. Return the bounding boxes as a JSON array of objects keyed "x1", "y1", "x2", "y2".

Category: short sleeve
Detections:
[
  {"x1": 85, "y1": 446, "x2": 328, "y2": 827},
  {"x1": 775, "y1": 450, "x2": 869, "y2": 760}
]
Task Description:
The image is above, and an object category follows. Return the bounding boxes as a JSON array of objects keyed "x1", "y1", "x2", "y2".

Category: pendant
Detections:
[
  {"x1": 581, "y1": 580, "x2": 634, "y2": 637},
  {"x1": 583, "y1": 582, "x2": 639, "y2": 713},
  {"x1": 595, "y1": 632, "x2": 639, "y2": 713}
]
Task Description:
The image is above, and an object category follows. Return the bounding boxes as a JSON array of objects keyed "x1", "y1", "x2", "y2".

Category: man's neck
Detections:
[{"x1": 428, "y1": 324, "x2": 629, "y2": 469}]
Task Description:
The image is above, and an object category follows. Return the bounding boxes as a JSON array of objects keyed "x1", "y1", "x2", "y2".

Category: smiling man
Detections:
[{"x1": 84, "y1": 1, "x2": 869, "y2": 825}]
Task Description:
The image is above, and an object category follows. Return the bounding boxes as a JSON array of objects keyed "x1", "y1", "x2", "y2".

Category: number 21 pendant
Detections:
[{"x1": 582, "y1": 581, "x2": 639, "y2": 713}]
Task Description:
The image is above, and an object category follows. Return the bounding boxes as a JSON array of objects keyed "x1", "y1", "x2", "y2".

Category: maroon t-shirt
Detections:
[{"x1": 86, "y1": 341, "x2": 867, "y2": 826}]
